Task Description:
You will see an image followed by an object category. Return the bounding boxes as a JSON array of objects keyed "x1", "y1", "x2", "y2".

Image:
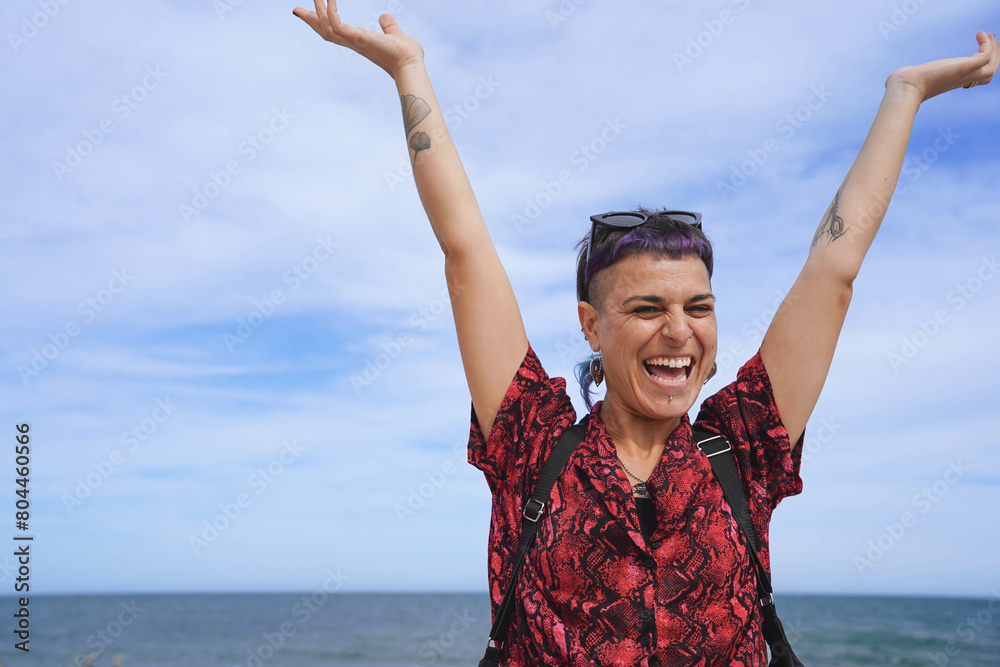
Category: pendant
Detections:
[{"x1": 632, "y1": 482, "x2": 650, "y2": 499}]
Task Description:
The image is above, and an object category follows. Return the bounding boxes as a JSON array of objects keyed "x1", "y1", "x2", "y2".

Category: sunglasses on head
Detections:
[{"x1": 585, "y1": 210, "x2": 703, "y2": 266}]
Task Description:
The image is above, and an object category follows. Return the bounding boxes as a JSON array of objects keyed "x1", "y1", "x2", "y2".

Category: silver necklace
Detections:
[{"x1": 615, "y1": 451, "x2": 651, "y2": 499}]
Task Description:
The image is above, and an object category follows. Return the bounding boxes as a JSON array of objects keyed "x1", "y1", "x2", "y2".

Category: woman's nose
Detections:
[{"x1": 662, "y1": 318, "x2": 693, "y2": 344}]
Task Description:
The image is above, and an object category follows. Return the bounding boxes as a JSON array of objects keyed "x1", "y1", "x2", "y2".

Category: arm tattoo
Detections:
[
  {"x1": 812, "y1": 185, "x2": 847, "y2": 247},
  {"x1": 400, "y1": 94, "x2": 431, "y2": 137},
  {"x1": 409, "y1": 131, "x2": 430, "y2": 157}
]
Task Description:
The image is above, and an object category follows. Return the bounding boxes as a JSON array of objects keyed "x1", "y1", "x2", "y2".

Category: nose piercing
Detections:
[{"x1": 686, "y1": 328, "x2": 694, "y2": 339}]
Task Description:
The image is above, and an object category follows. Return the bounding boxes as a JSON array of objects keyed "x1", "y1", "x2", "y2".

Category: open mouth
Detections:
[{"x1": 643, "y1": 356, "x2": 693, "y2": 385}]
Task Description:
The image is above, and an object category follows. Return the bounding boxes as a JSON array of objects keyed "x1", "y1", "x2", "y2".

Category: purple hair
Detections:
[{"x1": 574, "y1": 207, "x2": 714, "y2": 409}]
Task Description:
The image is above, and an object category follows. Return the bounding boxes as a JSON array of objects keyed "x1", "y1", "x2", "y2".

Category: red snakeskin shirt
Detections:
[{"x1": 467, "y1": 342, "x2": 803, "y2": 666}]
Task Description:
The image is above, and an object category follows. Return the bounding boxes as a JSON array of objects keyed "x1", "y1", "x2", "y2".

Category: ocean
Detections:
[{"x1": 2, "y1": 593, "x2": 998, "y2": 667}]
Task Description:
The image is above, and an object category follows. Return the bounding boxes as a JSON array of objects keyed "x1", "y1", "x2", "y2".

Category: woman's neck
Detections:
[{"x1": 598, "y1": 395, "x2": 681, "y2": 460}]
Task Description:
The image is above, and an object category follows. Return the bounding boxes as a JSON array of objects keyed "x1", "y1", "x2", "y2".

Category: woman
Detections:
[{"x1": 292, "y1": 3, "x2": 998, "y2": 664}]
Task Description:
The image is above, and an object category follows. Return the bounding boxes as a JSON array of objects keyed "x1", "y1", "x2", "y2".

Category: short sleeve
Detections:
[
  {"x1": 694, "y1": 349, "x2": 804, "y2": 510},
  {"x1": 467, "y1": 341, "x2": 576, "y2": 498}
]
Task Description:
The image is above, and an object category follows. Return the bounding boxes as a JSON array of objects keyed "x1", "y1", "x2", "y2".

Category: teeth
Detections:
[{"x1": 645, "y1": 357, "x2": 692, "y2": 368}]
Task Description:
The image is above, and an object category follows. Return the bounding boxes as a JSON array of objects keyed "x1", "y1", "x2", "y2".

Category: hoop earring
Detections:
[
  {"x1": 590, "y1": 352, "x2": 604, "y2": 386},
  {"x1": 704, "y1": 362, "x2": 717, "y2": 385}
]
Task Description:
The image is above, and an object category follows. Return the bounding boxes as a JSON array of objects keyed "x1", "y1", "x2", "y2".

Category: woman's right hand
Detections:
[
  {"x1": 292, "y1": 0, "x2": 424, "y2": 79},
  {"x1": 294, "y1": 1, "x2": 528, "y2": 441}
]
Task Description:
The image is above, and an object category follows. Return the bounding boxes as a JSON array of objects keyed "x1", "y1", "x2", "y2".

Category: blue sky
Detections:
[{"x1": 1, "y1": 0, "x2": 998, "y2": 599}]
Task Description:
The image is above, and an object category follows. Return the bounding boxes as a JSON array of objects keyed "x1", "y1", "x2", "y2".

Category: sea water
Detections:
[{"x1": 2, "y1": 593, "x2": 998, "y2": 666}]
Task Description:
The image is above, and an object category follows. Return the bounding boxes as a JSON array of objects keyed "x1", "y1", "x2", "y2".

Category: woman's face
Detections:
[{"x1": 580, "y1": 252, "x2": 718, "y2": 420}]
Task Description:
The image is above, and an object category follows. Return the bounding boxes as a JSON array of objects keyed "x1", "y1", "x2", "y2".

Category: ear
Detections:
[{"x1": 578, "y1": 301, "x2": 601, "y2": 351}]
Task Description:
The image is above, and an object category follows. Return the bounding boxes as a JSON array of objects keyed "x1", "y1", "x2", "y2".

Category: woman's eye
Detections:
[
  {"x1": 633, "y1": 306, "x2": 658, "y2": 314},
  {"x1": 688, "y1": 305, "x2": 713, "y2": 314}
]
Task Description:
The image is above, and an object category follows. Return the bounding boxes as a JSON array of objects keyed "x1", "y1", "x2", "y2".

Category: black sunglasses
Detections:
[{"x1": 585, "y1": 210, "x2": 703, "y2": 266}]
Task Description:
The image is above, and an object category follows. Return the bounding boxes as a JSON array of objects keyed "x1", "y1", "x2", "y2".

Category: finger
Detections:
[
  {"x1": 325, "y1": 0, "x2": 344, "y2": 33},
  {"x1": 978, "y1": 30, "x2": 996, "y2": 62},
  {"x1": 987, "y1": 33, "x2": 999, "y2": 84},
  {"x1": 977, "y1": 30, "x2": 991, "y2": 56},
  {"x1": 293, "y1": 8, "x2": 324, "y2": 35},
  {"x1": 318, "y1": 0, "x2": 363, "y2": 48},
  {"x1": 965, "y1": 49, "x2": 991, "y2": 73},
  {"x1": 974, "y1": 31, "x2": 998, "y2": 85},
  {"x1": 312, "y1": 0, "x2": 331, "y2": 37},
  {"x1": 379, "y1": 12, "x2": 402, "y2": 35}
]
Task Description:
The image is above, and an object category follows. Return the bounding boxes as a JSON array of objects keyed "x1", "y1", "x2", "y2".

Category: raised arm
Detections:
[
  {"x1": 761, "y1": 30, "x2": 999, "y2": 448},
  {"x1": 293, "y1": 2, "x2": 528, "y2": 437}
]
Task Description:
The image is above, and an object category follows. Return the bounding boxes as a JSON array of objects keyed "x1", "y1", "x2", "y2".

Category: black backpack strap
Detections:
[
  {"x1": 479, "y1": 415, "x2": 590, "y2": 667},
  {"x1": 694, "y1": 429, "x2": 804, "y2": 667},
  {"x1": 694, "y1": 430, "x2": 761, "y2": 554}
]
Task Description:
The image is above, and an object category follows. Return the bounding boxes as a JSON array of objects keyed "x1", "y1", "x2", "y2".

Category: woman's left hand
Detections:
[
  {"x1": 765, "y1": 29, "x2": 997, "y2": 446},
  {"x1": 886, "y1": 30, "x2": 999, "y2": 101}
]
